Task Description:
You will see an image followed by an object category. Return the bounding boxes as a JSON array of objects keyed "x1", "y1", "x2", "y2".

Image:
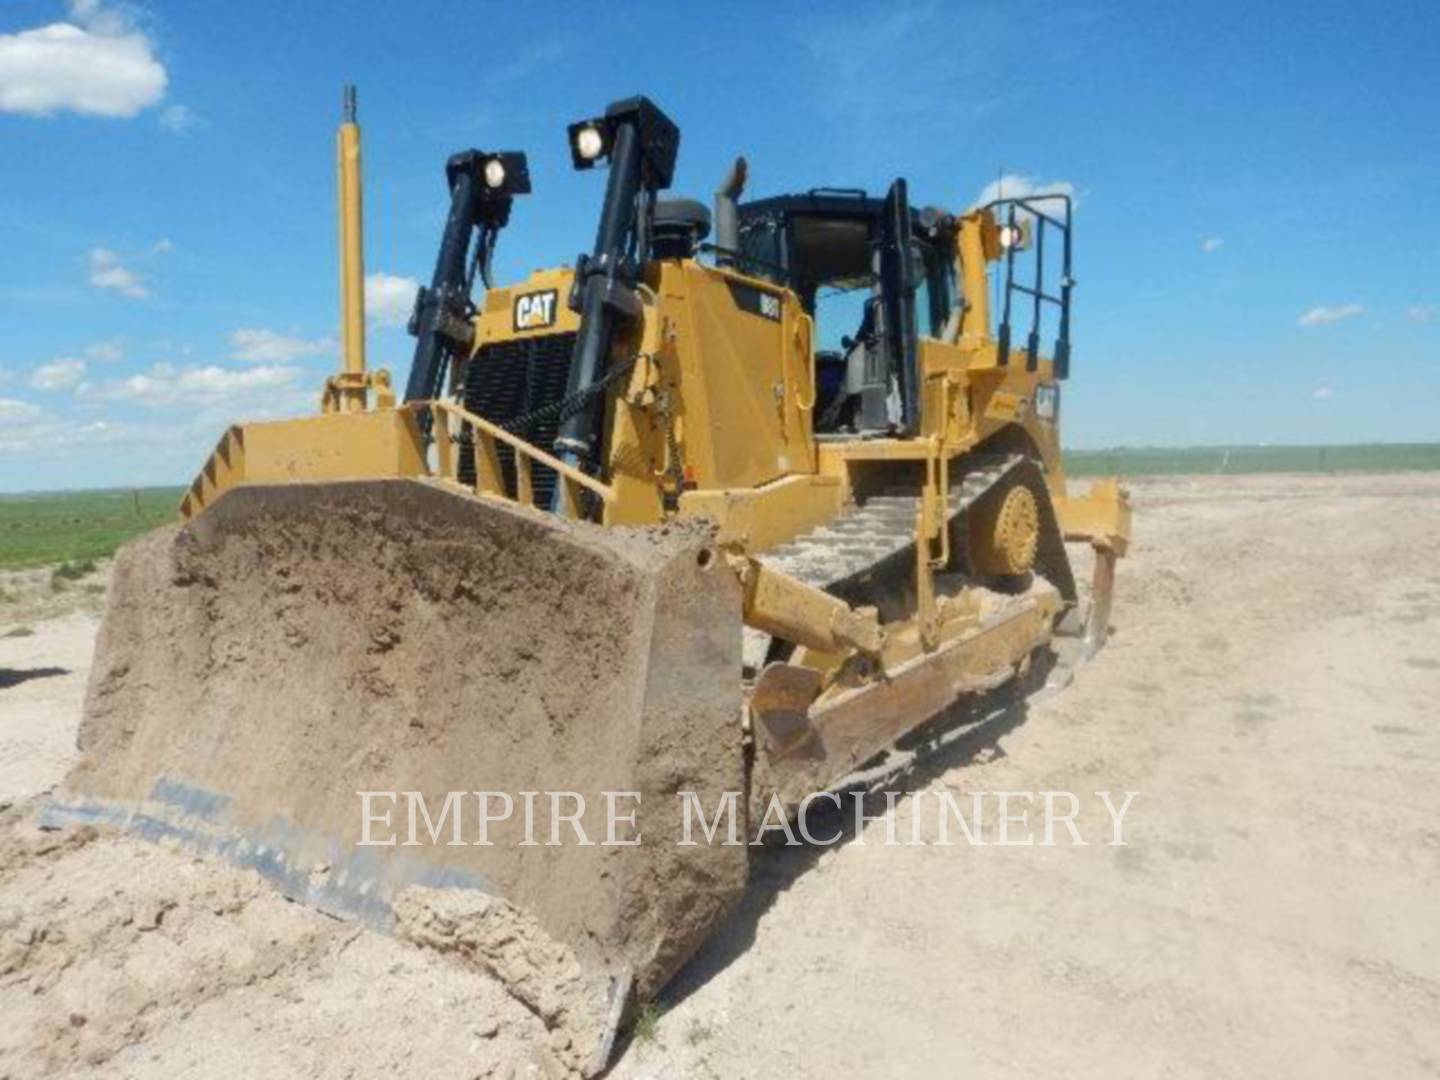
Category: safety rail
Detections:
[
  {"x1": 984, "y1": 193, "x2": 1073, "y2": 380},
  {"x1": 406, "y1": 400, "x2": 616, "y2": 519}
]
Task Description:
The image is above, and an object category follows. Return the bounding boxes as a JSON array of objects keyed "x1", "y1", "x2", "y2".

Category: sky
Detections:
[{"x1": 0, "y1": 0, "x2": 1437, "y2": 491}]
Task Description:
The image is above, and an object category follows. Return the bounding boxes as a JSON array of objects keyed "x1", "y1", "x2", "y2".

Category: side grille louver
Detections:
[{"x1": 459, "y1": 332, "x2": 577, "y2": 509}]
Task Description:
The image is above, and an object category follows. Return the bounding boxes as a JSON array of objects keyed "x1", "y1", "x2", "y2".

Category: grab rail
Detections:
[{"x1": 405, "y1": 400, "x2": 616, "y2": 519}]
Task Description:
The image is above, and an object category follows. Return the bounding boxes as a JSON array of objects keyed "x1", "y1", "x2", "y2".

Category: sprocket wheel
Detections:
[{"x1": 968, "y1": 482, "x2": 1040, "y2": 576}]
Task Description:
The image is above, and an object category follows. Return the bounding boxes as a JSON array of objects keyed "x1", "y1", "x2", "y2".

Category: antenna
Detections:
[{"x1": 992, "y1": 166, "x2": 1004, "y2": 318}]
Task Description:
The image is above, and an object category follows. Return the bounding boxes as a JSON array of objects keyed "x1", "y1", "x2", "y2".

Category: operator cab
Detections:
[{"x1": 733, "y1": 186, "x2": 957, "y2": 436}]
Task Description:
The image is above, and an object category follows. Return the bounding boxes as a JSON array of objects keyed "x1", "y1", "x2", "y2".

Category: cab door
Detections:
[{"x1": 878, "y1": 178, "x2": 920, "y2": 435}]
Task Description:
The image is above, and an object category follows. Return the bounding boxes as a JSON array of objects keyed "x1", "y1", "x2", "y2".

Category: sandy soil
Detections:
[
  {"x1": 616, "y1": 472, "x2": 1440, "y2": 1078},
  {"x1": 0, "y1": 816, "x2": 575, "y2": 1079},
  {"x1": 0, "y1": 560, "x2": 108, "y2": 804},
  {"x1": 0, "y1": 613, "x2": 97, "y2": 806},
  {"x1": 1, "y1": 473, "x2": 1438, "y2": 1078}
]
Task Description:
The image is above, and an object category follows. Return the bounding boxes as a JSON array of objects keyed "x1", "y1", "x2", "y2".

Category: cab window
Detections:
[{"x1": 912, "y1": 239, "x2": 954, "y2": 338}]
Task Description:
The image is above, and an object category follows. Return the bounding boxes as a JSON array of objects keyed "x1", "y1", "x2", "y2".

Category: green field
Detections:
[
  {"x1": 0, "y1": 487, "x2": 184, "y2": 570},
  {"x1": 1064, "y1": 442, "x2": 1440, "y2": 478},
  {"x1": 0, "y1": 443, "x2": 1435, "y2": 569}
]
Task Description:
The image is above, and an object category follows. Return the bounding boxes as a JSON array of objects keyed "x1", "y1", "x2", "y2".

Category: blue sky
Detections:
[{"x1": 0, "y1": 0, "x2": 1436, "y2": 491}]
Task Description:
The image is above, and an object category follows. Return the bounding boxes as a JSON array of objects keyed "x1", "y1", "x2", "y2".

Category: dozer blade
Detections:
[{"x1": 45, "y1": 478, "x2": 747, "y2": 1072}]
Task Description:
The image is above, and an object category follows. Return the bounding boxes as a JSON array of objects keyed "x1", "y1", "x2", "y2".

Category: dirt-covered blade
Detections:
[{"x1": 45, "y1": 478, "x2": 748, "y2": 1074}]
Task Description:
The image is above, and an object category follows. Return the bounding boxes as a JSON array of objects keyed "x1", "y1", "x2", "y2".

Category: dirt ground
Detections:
[
  {"x1": 0, "y1": 556, "x2": 106, "y2": 805},
  {"x1": 1, "y1": 472, "x2": 1438, "y2": 1078}
]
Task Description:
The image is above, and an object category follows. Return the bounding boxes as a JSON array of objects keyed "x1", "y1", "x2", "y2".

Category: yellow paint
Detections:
[
  {"x1": 969, "y1": 484, "x2": 1040, "y2": 575},
  {"x1": 473, "y1": 268, "x2": 582, "y2": 347},
  {"x1": 955, "y1": 209, "x2": 996, "y2": 347},
  {"x1": 162, "y1": 98, "x2": 1148, "y2": 831},
  {"x1": 336, "y1": 94, "x2": 366, "y2": 409},
  {"x1": 728, "y1": 553, "x2": 883, "y2": 657},
  {"x1": 679, "y1": 474, "x2": 843, "y2": 550},
  {"x1": 178, "y1": 114, "x2": 1132, "y2": 724},
  {"x1": 1056, "y1": 478, "x2": 1132, "y2": 556},
  {"x1": 180, "y1": 410, "x2": 426, "y2": 519},
  {"x1": 321, "y1": 89, "x2": 393, "y2": 417}
]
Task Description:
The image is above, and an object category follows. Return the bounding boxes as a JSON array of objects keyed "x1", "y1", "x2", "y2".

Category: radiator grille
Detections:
[{"x1": 459, "y1": 332, "x2": 576, "y2": 508}]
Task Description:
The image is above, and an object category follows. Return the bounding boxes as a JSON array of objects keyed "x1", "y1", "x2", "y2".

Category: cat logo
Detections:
[{"x1": 513, "y1": 289, "x2": 558, "y2": 331}]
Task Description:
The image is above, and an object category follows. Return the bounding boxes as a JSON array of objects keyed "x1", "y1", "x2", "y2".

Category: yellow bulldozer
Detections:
[{"x1": 50, "y1": 92, "x2": 1128, "y2": 1068}]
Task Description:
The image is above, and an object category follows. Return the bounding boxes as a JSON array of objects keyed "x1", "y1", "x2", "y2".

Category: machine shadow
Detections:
[
  {"x1": 0, "y1": 667, "x2": 69, "y2": 691},
  {"x1": 654, "y1": 651, "x2": 1057, "y2": 1017}
]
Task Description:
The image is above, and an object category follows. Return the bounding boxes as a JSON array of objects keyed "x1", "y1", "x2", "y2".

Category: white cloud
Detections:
[
  {"x1": 177, "y1": 365, "x2": 298, "y2": 394},
  {"x1": 228, "y1": 328, "x2": 333, "y2": 364},
  {"x1": 1297, "y1": 303, "x2": 1364, "y2": 328},
  {"x1": 78, "y1": 363, "x2": 302, "y2": 408},
  {"x1": 29, "y1": 357, "x2": 86, "y2": 390},
  {"x1": 1200, "y1": 236, "x2": 1224, "y2": 253},
  {"x1": 0, "y1": 407, "x2": 63, "y2": 454},
  {"x1": 971, "y1": 173, "x2": 1078, "y2": 221},
  {"x1": 0, "y1": 397, "x2": 42, "y2": 421},
  {"x1": 0, "y1": 409, "x2": 180, "y2": 457},
  {"x1": 365, "y1": 272, "x2": 421, "y2": 328},
  {"x1": 83, "y1": 340, "x2": 123, "y2": 363},
  {"x1": 158, "y1": 103, "x2": 200, "y2": 134},
  {"x1": 1312, "y1": 386, "x2": 1334, "y2": 400},
  {"x1": 0, "y1": 417, "x2": 55, "y2": 454},
  {"x1": 87, "y1": 247, "x2": 147, "y2": 298},
  {"x1": 1405, "y1": 304, "x2": 1435, "y2": 324},
  {"x1": 67, "y1": 0, "x2": 128, "y2": 35},
  {"x1": 0, "y1": 2, "x2": 167, "y2": 119}
]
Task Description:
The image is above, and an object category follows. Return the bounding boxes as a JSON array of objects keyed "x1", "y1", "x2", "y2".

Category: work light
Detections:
[
  {"x1": 998, "y1": 221, "x2": 1031, "y2": 251},
  {"x1": 448, "y1": 151, "x2": 530, "y2": 198},
  {"x1": 483, "y1": 157, "x2": 507, "y2": 189},
  {"x1": 575, "y1": 126, "x2": 604, "y2": 161},
  {"x1": 567, "y1": 118, "x2": 611, "y2": 170}
]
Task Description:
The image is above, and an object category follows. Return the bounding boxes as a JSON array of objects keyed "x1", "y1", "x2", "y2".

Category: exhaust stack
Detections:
[{"x1": 713, "y1": 156, "x2": 747, "y2": 267}]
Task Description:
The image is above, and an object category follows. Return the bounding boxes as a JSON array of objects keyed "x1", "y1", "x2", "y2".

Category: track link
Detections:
[{"x1": 743, "y1": 454, "x2": 1025, "y2": 669}]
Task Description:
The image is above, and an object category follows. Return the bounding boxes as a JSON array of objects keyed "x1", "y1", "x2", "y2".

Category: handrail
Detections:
[
  {"x1": 983, "y1": 193, "x2": 1074, "y2": 379},
  {"x1": 404, "y1": 400, "x2": 616, "y2": 518}
]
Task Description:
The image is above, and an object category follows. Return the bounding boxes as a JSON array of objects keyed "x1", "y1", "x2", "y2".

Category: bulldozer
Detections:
[{"x1": 48, "y1": 91, "x2": 1129, "y2": 1069}]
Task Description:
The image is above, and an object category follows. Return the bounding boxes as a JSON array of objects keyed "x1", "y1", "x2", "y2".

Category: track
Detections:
[
  {"x1": 744, "y1": 454, "x2": 1056, "y2": 670},
  {"x1": 759, "y1": 454, "x2": 1024, "y2": 590}
]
